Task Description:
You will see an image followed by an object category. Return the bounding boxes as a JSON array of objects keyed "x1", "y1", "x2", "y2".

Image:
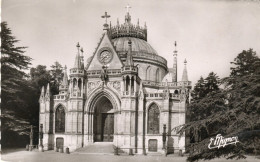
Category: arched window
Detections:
[
  {"x1": 126, "y1": 75, "x2": 130, "y2": 92},
  {"x1": 146, "y1": 66, "x2": 151, "y2": 80},
  {"x1": 147, "y1": 103, "x2": 160, "y2": 134},
  {"x1": 73, "y1": 78, "x2": 77, "y2": 88},
  {"x1": 78, "y1": 78, "x2": 82, "y2": 96},
  {"x1": 55, "y1": 105, "x2": 65, "y2": 133},
  {"x1": 155, "y1": 68, "x2": 160, "y2": 82},
  {"x1": 174, "y1": 90, "x2": 179, "y2": 94},
  {"x1": 131, "y1": 76, "x2": 134, "y2": 92}
]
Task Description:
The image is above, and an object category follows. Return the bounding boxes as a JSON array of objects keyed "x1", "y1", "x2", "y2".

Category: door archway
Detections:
[{"x1": 93, "y1": 96, "x2": 114, "y2": 142}]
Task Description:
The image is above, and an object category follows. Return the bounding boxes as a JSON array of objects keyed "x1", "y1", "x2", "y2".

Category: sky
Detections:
[{"x1": 2, "y1": 0, "x2": 260, "y2": 85}]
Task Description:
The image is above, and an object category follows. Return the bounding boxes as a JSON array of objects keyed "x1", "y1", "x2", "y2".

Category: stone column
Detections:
[
  {"x1": 29, "y1": 125, "x2": 34, "y2": 151},
  {"x1": 39, "y1": 124, "x2": 44, "y2": 152}
]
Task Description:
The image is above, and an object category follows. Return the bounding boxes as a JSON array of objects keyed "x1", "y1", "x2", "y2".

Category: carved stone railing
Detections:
[
  {"x1": 145, "y1": 93, "x2": 180, "y2": 99},
  {"x1": 142, "y1": 80, "x2": 191, "y2": 87},
  {"x1": 87, "y1": 69, "x2": 121, "y2": 77},
  {"x1": 121, "y1": 66, "x2": 137, "y2": 73},
  {"x1": 54, "y1": 94, "x2": 67, "y2": 100},
  {"x1": 70, "y1": 68, "x2": 84, "y2": 74}
]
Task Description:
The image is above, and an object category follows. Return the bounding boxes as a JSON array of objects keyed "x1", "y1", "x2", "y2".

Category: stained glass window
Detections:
[
  {"x1": 55, "y1": 106, "x2": 65, "y2": 133},
  {"x1": 148, "y1": 104, "x2": 160, "y2": 134}
]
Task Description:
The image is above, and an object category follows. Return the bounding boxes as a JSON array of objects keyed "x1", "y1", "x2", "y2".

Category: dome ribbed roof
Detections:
[{"x1": 112, "y1": 37, "x2": 158, "y2": 55}]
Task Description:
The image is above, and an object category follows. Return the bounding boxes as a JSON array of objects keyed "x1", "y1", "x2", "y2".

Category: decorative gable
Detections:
[{"x1": 86, "y1": 32, "x2": 123, "y2": 71}]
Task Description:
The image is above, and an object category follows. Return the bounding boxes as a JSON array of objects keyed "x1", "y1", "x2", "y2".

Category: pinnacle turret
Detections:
[
  {"x1": 45, "y1": 83, "x2": 51, "y2": 100},
  {"x1": 73, "y1": 42, "x2": 84, "y2": 69},
  {"x1": 61, "y1": 65, "x2": 68, "y2": 86},
  {"x1": 182, "y1": 59, "x2": 189, "y2": 82},
  {"x1": 39, "y1": 86, "x2": 45, "y2": 102},
  {"x1": 172, "y1": 41, "x2": 178, "y2": 82},
  {"x1": 125, "y1": 39, "x2": 134, "y2": 66}
]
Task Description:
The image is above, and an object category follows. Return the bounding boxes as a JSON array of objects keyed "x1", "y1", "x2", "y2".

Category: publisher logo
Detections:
[{"x1": 208, "y1": 134, "x2": 239, "y2": 149}]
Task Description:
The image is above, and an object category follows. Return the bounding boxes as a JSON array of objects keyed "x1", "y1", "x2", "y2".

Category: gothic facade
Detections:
[{"x1": 39, "y1": 11, "x2": 191, "y2": 154}]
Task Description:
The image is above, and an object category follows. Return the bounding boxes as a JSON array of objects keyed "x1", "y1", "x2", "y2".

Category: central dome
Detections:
[{"x1": 112, "y1": 37, "x2": 158, "y2": 55}]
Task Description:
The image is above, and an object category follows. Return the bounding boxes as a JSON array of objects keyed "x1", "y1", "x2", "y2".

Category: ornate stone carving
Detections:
[
  {"x1": 87, "y1": 81, "x2": 101, "y2": 95},
  {"x1": 113, "y1": 81, "x2": 121, "y2": 91}
]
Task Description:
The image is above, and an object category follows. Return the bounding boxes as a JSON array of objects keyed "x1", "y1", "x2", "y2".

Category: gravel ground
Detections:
[{"x1": 1, "y1": 149, "x2": 259, "y2": 162}]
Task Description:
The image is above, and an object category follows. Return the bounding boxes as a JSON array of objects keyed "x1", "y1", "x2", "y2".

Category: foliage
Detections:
[
  {"x1": 177, "y1": 49, "x2": 260, "y2": 161},
  {"x1": 1, "y1": 22, "x2": 64, "y2": 147},
  {"x1": 1, "y1": 22, "x2": 32, "y2": 147},
  {"x1": 49, "y1": 61, "x2": 64, "y2": 95}
]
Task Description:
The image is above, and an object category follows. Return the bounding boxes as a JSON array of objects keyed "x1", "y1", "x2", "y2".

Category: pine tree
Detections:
[
  {"x1": 1, "y1": 22, "x2": 32, "y2": 147},
  {"x1": 177, "y1": 49, "x2": 260, "y2": 161},
  {"x1": 50, "y1": 61, "x2": 64, "y2": 95}
]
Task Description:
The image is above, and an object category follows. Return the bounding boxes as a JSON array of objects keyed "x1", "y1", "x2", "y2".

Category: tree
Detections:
[
  {"x1": 191, "y1": 76, "x2": 205, "y2": 100},
  {"x1": 49, "y1": 61, "x2": 63, "y2": 95},
  {"x1": 177, "y1": 49, "x2": 260, "y2": 161},
  {"x1": 230, "y1": 48, "x2": 259, "y2": 77},
  {"x1": 1, "y1": 22, "x2": 32, "y2": 147}
]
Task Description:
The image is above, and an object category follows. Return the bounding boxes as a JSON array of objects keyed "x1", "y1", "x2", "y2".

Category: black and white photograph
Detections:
[{"x1": 1, "y1": 0, "x2": 260, "y2": 161}]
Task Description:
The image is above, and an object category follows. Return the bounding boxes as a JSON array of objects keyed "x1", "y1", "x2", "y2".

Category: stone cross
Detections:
[
  {"x1": 125, "y1": 4, "x2": 131, "y2": 13},
  {"x1": 101, "y1": 12, "x2": 110, "y2": 24}
]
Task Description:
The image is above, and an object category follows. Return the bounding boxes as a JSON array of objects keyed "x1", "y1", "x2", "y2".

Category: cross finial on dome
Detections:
[{"x1": 125, "y1": 4, "x2": 131, "y2": 13}]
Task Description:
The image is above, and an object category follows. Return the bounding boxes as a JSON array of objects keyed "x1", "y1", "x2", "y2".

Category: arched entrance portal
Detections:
[{"x1": 93, "y1": 96, "x2": 114, "y2": 142}]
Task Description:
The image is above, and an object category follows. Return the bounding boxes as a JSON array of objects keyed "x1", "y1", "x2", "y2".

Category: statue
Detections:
[{"x1": 100, "y1": 65, "x2": 108, "y2": 82}]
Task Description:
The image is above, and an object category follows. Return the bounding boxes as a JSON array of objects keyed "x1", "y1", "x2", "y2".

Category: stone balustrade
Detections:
[{"x1": 54, "y1": 94, "x2": 67, "y2": 100}]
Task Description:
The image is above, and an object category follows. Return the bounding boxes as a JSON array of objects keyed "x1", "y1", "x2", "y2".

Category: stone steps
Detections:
[{"x1": 75, "y1": 142, "x2": 114, "y2": 154}]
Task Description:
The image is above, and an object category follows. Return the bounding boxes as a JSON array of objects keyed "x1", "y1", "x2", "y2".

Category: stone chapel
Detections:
[{"x1": 39, "y1": 9, "x2": 191, "y2": 154}]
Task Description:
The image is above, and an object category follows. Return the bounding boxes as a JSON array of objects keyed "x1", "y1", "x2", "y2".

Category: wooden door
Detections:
[
  {"x1": 148, "y1": 139, "x2": 158, "y2": 152},
  {"x1": 56, "y1": 137, "x2": 64, "y2": 149},
  {"x1": 102, "y1": 113, "x2": 114, "y2": 142}
]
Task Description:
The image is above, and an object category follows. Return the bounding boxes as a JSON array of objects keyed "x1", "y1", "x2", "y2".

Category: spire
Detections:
[
  {"x1": 61, "y1": 65, "x2": 68, "y2": 86},
  {"x1": 125, "y1": 4, "x2": 131, "y2": 24},
  {"x1": 138, "y1": 81, "x2": 144, "y2": 99},
  {"x1": 41, "y1": 86, "x2": 45, "y2": 96},
  {"x1": 173, "y1": 41, "x2": 178, "y2": 82},
  {"x1": 125, "y1": 39, "x2": 134, "y2": 66},
  {"x1": 45, "y1": 83, "x2": 51, "y2": 99},
  {"x1": 80, "y1": 47, "x2": 84, "y2": 69},
  {"x1": 39, "y1": 86, "x2": 45, "y2": 102},
  {"x1": 117, "y1": 18, "x2": 119, "y2": 26},
  {"x1": 73, "y1": 42, "x2": 83, "y2": 69},
  {"x1": 182, "y1": 59, "x2": 189, "y2": 82},
  {"x1": 137, "y1": 19, "x2": 140, "y2": 27}
]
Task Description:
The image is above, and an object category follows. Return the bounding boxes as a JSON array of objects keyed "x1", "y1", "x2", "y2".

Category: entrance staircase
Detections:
[{"x1": 74, "y1": 142, "x2": 114, "y2": 155}]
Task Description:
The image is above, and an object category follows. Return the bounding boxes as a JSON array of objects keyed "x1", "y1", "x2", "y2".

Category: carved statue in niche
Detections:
[{"x1": 100, "y1": 65, "x2": 108, "y2": 82}]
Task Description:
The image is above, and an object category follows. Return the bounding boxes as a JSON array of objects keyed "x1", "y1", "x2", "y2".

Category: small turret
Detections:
[
  {"x1": 182, "y1": 59, "x2": 189, "y2": 82},
  {"x1": 125, "y1": 39, "x2": 134, "y2": 66},
  {"x1": 73, "y1": 42, "x2": 83, "y2": 69},
  {"x1": 39, "y1": 86, "x2": 45, "y2": 102},
  {"x1": 172, "y1": 41, "x2": 178, "y2": 82},
  {"x1": 59, "y1": 65, "x2": 69, "y2": 94},
  {"x1": 80, "y1": 47, "x2": 84, "y2": 69},
  {"x1": 45, "y1": 83, "x2": 51, "y2": 101}
]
